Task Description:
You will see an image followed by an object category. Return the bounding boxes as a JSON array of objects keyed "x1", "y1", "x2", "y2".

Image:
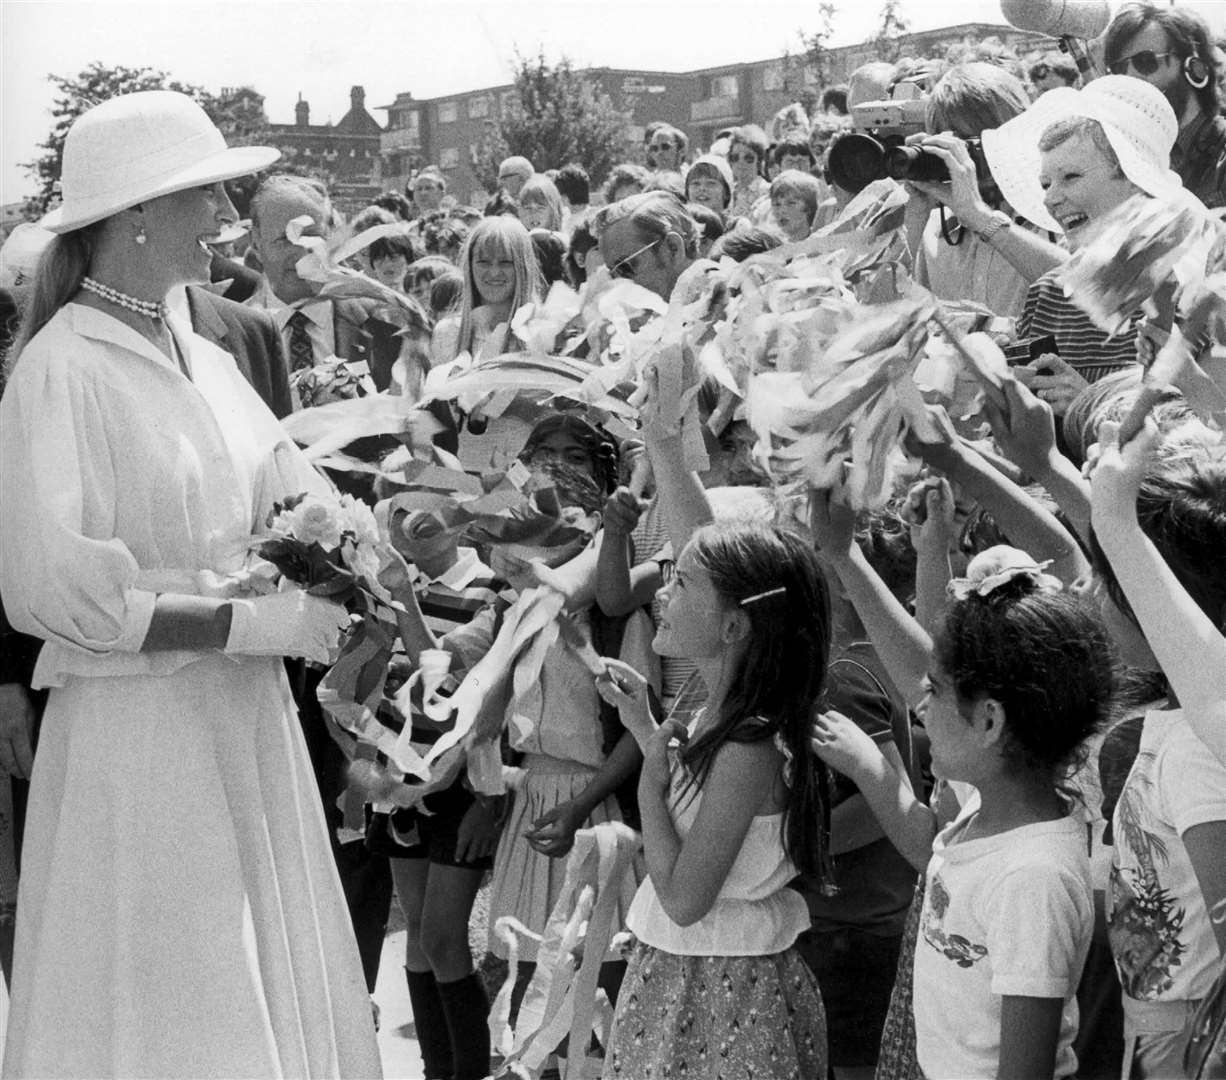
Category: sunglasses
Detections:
[
  {"x1": 727, "y1": 151, "x2": 757, "y2": 163},
  {"x1": 1107, "y1": 49, "x2": 1175, "y2": 76},
  {"x1": 608, "y1": 236, "x2": 663, "y2": 279}
]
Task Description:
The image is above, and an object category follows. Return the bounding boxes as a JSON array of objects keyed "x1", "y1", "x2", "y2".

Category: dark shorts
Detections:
[
  {"x1": 366, "y1": 775, "x2": 493, "y2": 871},
  {"x1": 794, "y1": 924, "x2": 903, "y2": 1067}
]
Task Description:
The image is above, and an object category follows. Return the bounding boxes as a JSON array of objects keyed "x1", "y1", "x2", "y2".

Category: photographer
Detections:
[{"x1": 904, "y1": 63, "x2": 1067, "y2": 318}]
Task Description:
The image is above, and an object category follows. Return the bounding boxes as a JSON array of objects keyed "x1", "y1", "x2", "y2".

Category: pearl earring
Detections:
[{"x1": 135, "y1": 226, "x2": 147, "y2": 245}]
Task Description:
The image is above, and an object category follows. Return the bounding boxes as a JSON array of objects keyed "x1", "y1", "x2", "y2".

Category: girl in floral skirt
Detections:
[{"x1": 595, "y1": 413, "x2": 835, "y2": 1079}]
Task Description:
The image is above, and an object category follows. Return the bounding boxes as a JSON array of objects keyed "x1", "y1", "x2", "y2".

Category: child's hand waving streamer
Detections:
[
  {"x1": 1088, "y1": 417, "x2": 1162, "y2": 524},
  {"x1": 595, "y1": 659, "x2": 654, "y2": 745}
]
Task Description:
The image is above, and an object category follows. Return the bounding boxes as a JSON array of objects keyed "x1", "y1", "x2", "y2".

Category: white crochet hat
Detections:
[
  {"x1": 41, "y1": 91, "x2": 280, "y2": 234},
  {"x1": 981, "y1": 75, "x2": 1182, "y2": 234}
]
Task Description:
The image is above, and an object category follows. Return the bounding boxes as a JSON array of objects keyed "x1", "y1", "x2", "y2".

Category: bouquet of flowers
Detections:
[{"x1": 256, "y1": 490, "x2": 390, "y2": 602}]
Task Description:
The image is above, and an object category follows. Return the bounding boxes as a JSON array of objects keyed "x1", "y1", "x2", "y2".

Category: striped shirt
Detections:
[{"x1": 1019, "y1": 269, "x2": 1140, "y2": 384}]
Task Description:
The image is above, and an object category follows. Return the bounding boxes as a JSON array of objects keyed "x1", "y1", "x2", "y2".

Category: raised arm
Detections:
[
  {"x1": 917, "y1": 426, "x2": 1089, "y2": 587},
  {"x1": 1090, "y1": 419, "x2": 1226, "y2": 763},
  {"x1": 810, "y1": 490, "x2": 932, "y2": 704}
]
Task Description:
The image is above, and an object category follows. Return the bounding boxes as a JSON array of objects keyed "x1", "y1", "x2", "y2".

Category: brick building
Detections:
[
  {"x1": 376, "y1": 21, "x2": 1052, "y2": 208},
  {"x1": 265, "y1": 86, "x2": 384, "y2": 214}
]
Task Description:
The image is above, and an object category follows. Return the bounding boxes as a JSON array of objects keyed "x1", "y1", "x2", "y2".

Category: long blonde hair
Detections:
[
  {"x1": 455, "y1": 216, "x2": 543, "y2": 356},
  {"x1": 3, "y1": 225, "x2": 100, "y2": 387}
]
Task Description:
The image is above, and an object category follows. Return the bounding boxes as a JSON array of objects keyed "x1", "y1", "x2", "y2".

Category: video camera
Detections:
[
  {"x1": 826, "y1": 82, "x2": 1001, "y2": 215},
  {"x1": 825, "y1": 86, "x2": 928, "y2": 196}
]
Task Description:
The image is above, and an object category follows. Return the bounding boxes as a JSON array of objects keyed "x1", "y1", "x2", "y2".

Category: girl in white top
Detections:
[
  {"x1": 595, "y1": 414, "x2": 836, "y2": 1078},
  {"x1": 810, "y1": 511, "x2": 1116, "y2": 1078}
]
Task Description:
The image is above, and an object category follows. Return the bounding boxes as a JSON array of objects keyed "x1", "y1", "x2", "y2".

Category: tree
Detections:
[
  {"x1": 472, "y1": 53, "x2": 631, "y2": 192},
  {"x1": 873, "y1": 0, "x2": 910, "y2": 64},
  {"x1": 801, "y1": 2, "x2": 840, "y2": 93},
  {"x1": 22, "y1": 62, "x2": 268, "y2": 220}
]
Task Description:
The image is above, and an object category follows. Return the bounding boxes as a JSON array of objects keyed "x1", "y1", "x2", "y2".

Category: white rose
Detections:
[{"x1": 287, "y1": 496, "x2": 343, "y2": 549}]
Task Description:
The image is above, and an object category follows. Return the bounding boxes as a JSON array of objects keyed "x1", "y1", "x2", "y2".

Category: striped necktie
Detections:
[{"x1": 287, "y1": 309, "x2": 315, "y2": 372}]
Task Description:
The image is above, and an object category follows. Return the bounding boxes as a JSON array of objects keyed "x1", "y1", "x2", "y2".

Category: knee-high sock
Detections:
[
  {"x1": 405, "y1": 967, "x2": 454, "y2": 1080},
  {"x1": 436, "y1": 971, "x2": 491, "y2": 1080}
]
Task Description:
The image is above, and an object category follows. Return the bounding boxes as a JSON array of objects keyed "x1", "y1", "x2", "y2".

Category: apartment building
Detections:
[{"x1": 376, "y1": 21, "x2": 1051, "y2": 205}]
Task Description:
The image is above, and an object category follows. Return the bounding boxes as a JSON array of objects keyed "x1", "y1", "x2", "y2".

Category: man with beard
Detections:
[{"x1": 1103, "y1": 2, "x2": 1226, "y2": 210}]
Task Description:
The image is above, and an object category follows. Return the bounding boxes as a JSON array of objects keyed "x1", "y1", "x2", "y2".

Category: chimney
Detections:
[
  {"x1": 295, "y1": 93, "x2": 310, "y2": 127},
  {"x1": 351, "y1": 86, "x2": 365, "y2": 109}
]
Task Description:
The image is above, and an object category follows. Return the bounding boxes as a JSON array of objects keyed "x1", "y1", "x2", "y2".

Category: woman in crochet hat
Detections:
[
  {"x1": 981, "y1": 76, "x2": 1190, "y2": 417},
  {"x1": 0, "y1": 91, "x2": 381, "y2": 1076}
]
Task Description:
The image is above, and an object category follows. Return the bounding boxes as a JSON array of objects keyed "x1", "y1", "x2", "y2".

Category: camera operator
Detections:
[{"x1": 903, "y1": 63, "x2": 1067, "y2": 318}]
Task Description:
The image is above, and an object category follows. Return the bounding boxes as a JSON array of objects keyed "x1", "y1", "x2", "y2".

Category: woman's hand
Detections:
[
  {"x1": 808, "y1": 487, "x2": 858, "y2": 561},
  {"x1": 1014, "y1": 355, "x2": 1088, "y2": 417},
  {"x1": 811, "y1": 709, "x2": 879, "y2": 781},
  {"x1": 1088, "y1": 417, "x2": 1161, "y2": 525},
  {"x1": 454, "y1": 796, "x2": 504, "y2": 863},
  {"x1": 982, "y1": 375, "x2": 1059, "y2": 480},
  {"x1": 525, "y1": 799, "x2": 585, "y2": 859},
  {"x1": 906, "y1": 132, "x2": 993, "y2": 232}
]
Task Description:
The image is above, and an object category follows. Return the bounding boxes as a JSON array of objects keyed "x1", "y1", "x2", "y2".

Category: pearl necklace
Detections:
[{"x1": 80, "y1": 277, "x2": 167, "y2": 321}]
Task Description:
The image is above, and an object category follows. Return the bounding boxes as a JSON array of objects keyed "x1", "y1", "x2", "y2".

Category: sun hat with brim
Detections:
[
  {"x1": 40, "y1": 90, "x2": 280, "y2": 234},
  {"x1": 980, "y1": 75, "x2": 1181, "y2": 235}
]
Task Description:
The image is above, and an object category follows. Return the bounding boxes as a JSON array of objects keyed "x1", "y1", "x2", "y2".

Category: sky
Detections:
[{"x1": 4, "y1": 0, "x2": 1226, "y2": 205}]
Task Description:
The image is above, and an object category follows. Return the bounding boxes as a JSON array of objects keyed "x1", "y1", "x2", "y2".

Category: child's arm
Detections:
[
  {"x1": 1185, "y1": 822, "x2": 1226, "y2": 958},
  {"x1": 644, "y1": 430, "x2": 713, "y2": 557},
  {"x1": 1090, "y1": 419, "x2": 1226, "y2": 763},
  {"x1": 811, "y1": 710, "x2": 936, "y2": 871},
  {"x1": 998, "y1": 997, "x2": 1062, "y2": 1080},
  {"x1": 811, "y1": 490, "x2": 932, "y2": 703},
  {"x1": 526, "y1": 730, "x2": 642, "y2": 859},
  {"x1": 984, "y1": 377, "x2": 1093, "y2": 545},
  {"x1": 917, "y1": 422, "x2": 1090, "y2": 587},
  {"x1": 907, "y1": 475, "x2": 958, "y2": 635},
  {"x1": 638, "y1": 734, "x2": 781, "y2": 927},
  {"x1": 595, "y1": 489, "x2": 665, "y2": 616}
]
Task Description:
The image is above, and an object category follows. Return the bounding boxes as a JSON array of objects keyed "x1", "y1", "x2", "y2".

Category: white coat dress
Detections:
[{"x1": 0, "y1": 304, "x2": 381, "y2": 1078}]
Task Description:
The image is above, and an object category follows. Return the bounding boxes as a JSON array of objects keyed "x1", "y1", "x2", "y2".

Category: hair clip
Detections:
[
  {"x1": 740, "y1": 586, "x2": 786, "y2": 607},
  {"x1": 947, "y1": 547, "x2": 1062, "y2": 602}
]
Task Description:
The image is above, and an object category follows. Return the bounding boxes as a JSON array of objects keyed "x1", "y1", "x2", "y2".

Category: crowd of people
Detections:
[{"x1": 1, "y1": 2, "x2": 1226, "y2": 1078}]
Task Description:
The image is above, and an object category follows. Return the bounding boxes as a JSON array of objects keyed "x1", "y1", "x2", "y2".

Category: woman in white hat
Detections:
[
  {"x1": 981, "y1": 75, "x2": 1189, "y2": 416},
  {"x1": 0, "y1": 92, "x2": 381, "y2": 1076}
]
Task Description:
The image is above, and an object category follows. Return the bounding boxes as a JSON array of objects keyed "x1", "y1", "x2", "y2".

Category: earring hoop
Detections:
[
  {"x1": 135, "y1": 225, "x2": 148, "y2": 245},
  {"x1": 1185, "y1": 55, "x2": 1210, "y2": 90}
]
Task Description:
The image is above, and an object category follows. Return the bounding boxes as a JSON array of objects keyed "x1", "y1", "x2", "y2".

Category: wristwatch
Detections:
[{"x1": 974, "y1": 211, "x2": 1012, "y2": 244}]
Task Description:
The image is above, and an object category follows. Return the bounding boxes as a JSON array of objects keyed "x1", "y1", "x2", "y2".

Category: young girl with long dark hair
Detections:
[{"x1": 595, "y1": 410, "x2": 835, "y2": 1078}]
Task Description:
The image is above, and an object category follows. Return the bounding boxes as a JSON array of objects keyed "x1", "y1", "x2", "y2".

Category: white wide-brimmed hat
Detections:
[
  {"x1": 41, "y1": 90, "x2": 280, "y2": 234},
  {"x1": 981, "y1": 75, "x2": 1182, "y2": 234}
]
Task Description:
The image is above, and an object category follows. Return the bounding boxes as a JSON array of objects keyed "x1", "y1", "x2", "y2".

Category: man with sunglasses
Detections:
[
  {"x1": 1102, "y1": 1, "x2": 1226, "y2": 209},
  {"x1": 594, "y1": 191, "x2": 700, "y2": 301}
]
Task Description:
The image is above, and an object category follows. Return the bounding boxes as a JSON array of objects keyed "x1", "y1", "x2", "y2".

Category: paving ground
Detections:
[{"x1": 373, "y1": 880, "x2": 496, "y2": 1079}]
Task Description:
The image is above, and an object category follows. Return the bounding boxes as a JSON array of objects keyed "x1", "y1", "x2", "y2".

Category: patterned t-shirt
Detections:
[
  {"x1": 913, "y1": 793, "x2": 1094, "y2": 1079},
  {"x1": 1108, "y1": 708, "x2": 1226, "y2": 1006}
]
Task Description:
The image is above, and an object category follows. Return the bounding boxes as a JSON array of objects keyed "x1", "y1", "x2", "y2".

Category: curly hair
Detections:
[{"x1": 934, "y1": 566, "x2": 1116, "y2": 778}]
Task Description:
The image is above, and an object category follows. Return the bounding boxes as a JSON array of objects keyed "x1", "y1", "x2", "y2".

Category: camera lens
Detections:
[
  {"x1": 884, "y1": 145, "x2": 949, "y2": 183},
  {"x1": 826, "y1": 133, "x2": 889, "y2": 195}
]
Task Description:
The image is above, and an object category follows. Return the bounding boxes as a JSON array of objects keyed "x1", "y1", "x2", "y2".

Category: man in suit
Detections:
[
  {"x1": 185, "y1": 285, "x2": 294, "y2": 418},
  {"x1": 247, "y1": 173, "x2": 433, "y2": 395}
]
